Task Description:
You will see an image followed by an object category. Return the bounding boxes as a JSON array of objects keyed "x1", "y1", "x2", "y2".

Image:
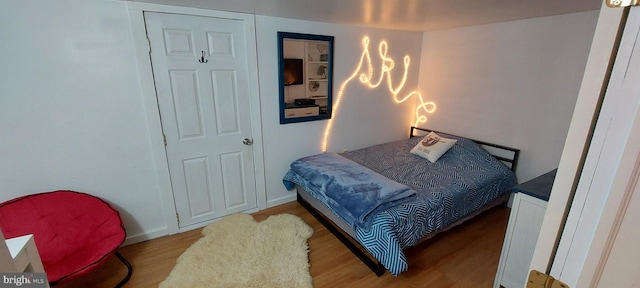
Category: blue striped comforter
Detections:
[{"x1": 282, "y1": 135, "x2": 516, "y2": 276}]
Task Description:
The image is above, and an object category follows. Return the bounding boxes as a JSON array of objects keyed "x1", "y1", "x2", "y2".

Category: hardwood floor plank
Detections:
[{"x1": 56, "y1": 201, "x2": 509, "y2": 287}]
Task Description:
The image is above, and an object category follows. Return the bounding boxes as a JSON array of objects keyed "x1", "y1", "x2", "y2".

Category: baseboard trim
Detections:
[
  {"x1": 123, "y1": 227, "x2": 169, "y2": 246},
  {"x1": 267, "y1": 194, "x2": 296, "y2": 208},
  {"x1": 121, "y1": 197, "x2": 295, "y2": 246}
]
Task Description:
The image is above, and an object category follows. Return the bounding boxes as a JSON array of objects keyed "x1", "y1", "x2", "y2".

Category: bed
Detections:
[{"x1": 282, "y1": 127, "x2": 519, "y2": 276}]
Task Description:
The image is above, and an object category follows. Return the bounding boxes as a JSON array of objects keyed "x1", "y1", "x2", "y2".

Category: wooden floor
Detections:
[{"x1": 57, "y1": 201, "x2": 510, "y2": 288}]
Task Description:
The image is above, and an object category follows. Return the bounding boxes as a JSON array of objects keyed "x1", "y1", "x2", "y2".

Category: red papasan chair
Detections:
[{"x1": 0, "y1": 190, "x2": 132, "y2": 286}]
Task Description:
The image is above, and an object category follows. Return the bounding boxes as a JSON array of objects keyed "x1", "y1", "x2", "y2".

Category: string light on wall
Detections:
[{"x1": 322, "y1": 36, "x2": 436, "y2": 152}]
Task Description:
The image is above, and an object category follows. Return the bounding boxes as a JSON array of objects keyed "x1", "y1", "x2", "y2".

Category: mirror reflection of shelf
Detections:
[
  {"x1": 308, "y1": 62, "x2": 328, "y2": 76},
  {"x1": 307, "y1": 42, "x2": 328, "y2": 62},
  {"x1": 307, "y1": 79, "x2": 327, "y2": 99},
  {"x1": 278, "y1": 32, "x2": 333, "y2": 124}
]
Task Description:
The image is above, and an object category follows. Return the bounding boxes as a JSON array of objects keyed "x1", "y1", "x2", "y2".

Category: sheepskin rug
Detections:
[{"x1": 159, "y1": 213, "x2": 314, "y2": 288}]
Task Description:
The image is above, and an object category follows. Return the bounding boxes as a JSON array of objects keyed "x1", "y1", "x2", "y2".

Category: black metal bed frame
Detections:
[
  {"x1": 297, "y1": 194, "x2": 386, "y2": 276},
  {"x1": 297, "y1": 126, "x2": 520, "y2": 276}
]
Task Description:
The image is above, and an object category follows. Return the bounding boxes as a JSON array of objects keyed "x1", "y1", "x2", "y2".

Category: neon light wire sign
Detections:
[{"x1": 322, "y1": 36, "x2": 436, "y2": 152}]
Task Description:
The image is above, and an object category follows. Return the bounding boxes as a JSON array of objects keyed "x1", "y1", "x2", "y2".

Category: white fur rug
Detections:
[{"x1": 159, "y1": 213, "x2": 314, "y2": 288}]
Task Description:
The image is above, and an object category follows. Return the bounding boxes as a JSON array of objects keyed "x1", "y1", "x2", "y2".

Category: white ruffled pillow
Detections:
[{"x1": 410, "y1": 131, "x2": 457, "y2": 163}]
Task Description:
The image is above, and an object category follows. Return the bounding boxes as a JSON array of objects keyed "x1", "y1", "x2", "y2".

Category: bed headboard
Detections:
[{"x1": 410, "y1": 126, "x2": 520, "y2": 173}]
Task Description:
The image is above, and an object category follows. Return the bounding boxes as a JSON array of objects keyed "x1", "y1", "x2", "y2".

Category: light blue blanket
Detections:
[{"x1": 283, "y1": 152, "x2": 417, "y2": 229}]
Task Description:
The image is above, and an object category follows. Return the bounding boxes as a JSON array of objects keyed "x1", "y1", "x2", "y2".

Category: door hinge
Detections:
[
  {"x1": 146, "y1": 36, "x2": 151, "y2": 53},
  {"x1": 606, "y1": 0, "x2": 640, "y2": 7},
  {"x1": 176, "y1": 212, "x2": 180, "y2": 224},
  {"x1": 163, "y1": 134, "x2": 167, "y2": 147},
  {"x1": 527, "y1": 270, "x2": 570, "y2": 288}
]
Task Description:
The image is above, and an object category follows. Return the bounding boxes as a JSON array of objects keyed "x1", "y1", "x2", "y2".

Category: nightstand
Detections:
[{"x1": 494, "y1": 169, "x2": 557, "y2": 288}]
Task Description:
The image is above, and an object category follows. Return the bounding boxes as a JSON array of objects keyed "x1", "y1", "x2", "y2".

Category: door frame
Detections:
[
  {"x1": 576, "y1": 34, "x2": 640, "y2": 286},
  {"x1": 529, "y1": 3, "x2": 638, "y2": 286},
  {"x1": 529, "y1": 1, "x2": 625, "y2": 273},
  {"x1": 127, "y1": 2, "x2": 266, "y2": 235},
  {"x1": 553, "y1": 6, "x2": 640, "y2": 286}
]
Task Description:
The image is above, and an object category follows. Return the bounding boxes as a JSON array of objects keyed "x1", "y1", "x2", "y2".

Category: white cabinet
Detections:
[
  {"x1": 495, "y1": 169, "x2": 556, "y2": 288},
  {"x1": 495, "y1": 193, "x2": 547, "y2": 288}
]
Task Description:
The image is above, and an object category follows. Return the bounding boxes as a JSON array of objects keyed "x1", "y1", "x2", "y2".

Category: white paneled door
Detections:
[{"x1": 145, "y1": 12, "x2": 257, "y2": 229}]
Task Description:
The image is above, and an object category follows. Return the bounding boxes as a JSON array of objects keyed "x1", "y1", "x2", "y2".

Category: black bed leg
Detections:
[
  {"x1": 374, "y1": 262, "x2": 385, "y2": 276},
  {"x1": 297, "y1": 194, "x2": 386, "y2": 277}
]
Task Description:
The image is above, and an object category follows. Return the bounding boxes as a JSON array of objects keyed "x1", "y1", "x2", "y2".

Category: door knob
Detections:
[{"x1": 243, "y1": 138, "x2": 253, "y2": 145}]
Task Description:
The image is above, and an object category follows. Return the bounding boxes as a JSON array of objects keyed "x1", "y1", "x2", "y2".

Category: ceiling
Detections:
[{"x1": 127, "y1": 0, "x2": 603, "y2": 32}]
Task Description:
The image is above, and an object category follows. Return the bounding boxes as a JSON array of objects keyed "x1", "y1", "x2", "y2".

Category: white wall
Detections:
[
  {"x1": 0, "y1": 0, "x2": 599, "y2": 244},
  {"x1": 418, "y1": 11, "x2": 599, "y2": 182},
  {"x1": 256, "y1": 15, "x2": 424, "y2": 206},
  {"x1": 0, "y1": 0, "x2": 168, "y2": 242},
  {"x1": 0, "y1": 0, "x2": 423, "y2": 242}
]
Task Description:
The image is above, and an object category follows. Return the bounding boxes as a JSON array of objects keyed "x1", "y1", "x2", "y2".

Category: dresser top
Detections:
[{"x1": 514, "y1": 169, "x2": 557, "y2": 201}]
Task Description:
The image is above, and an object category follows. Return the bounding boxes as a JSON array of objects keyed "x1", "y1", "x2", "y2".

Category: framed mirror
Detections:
[{"x1": 278, "y1": 32, "x2": 334, "y2": 124}]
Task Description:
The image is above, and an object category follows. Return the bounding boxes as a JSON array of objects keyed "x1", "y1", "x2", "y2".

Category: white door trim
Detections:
[
  {"x1": 528, "y1": 2, "x2": 625, "y2": 274},
  {"x1": 127, "y1": 2, "x2": 266, "y2": 236},
  {"x1": 560, "y1": 7, "x2": 640, "y2": 286},
  {"x1": 580, "y1": 68, "x2": 640, "y2": 288}
]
